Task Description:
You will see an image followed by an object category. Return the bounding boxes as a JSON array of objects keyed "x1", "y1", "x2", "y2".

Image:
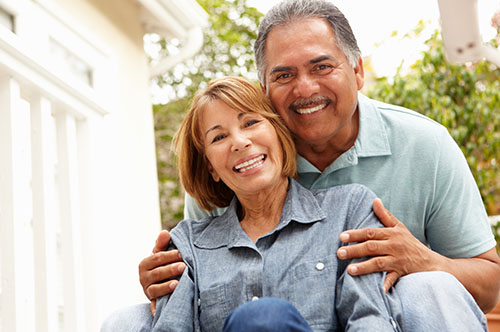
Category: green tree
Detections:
[
  {"x1": 366, "y1": 21, "x2": 500, "y2": 220},
  {"x1": 153, "y1": 0, "x2": 262, "y2": 229}
]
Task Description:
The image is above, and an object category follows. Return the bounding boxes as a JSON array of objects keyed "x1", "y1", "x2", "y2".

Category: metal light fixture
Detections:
[{"x1": 437, "y1": 0, "x2": 500, "y2": 66}]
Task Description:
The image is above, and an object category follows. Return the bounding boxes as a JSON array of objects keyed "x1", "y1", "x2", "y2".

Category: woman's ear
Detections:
[{"x1": 208, "y1": 162, "x2": 220, "y2": 182}]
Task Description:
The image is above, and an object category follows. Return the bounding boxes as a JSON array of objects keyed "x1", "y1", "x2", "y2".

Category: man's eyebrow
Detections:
[
  {"x1": 268, "y1": 56, "x2": 335, "y2": 77},
  {"x1": 269, "y1": 66, "x2": 293, "y2": 77},
  {"x1": 310, "y1": 55, "x2": 335, "y2": 64}
]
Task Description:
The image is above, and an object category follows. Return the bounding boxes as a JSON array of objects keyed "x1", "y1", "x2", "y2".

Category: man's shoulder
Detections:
[
  {"x1": 311, "y1": 183, "x2": 376, "y2": 203},
  {"x1": 359, "y1": 94, "x2": 450, "y2": 146}
]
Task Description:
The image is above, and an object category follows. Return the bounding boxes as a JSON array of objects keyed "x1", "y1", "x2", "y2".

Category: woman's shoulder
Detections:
[{"x1": 170, "y1": 216, "x2": 217, "y2": 244}]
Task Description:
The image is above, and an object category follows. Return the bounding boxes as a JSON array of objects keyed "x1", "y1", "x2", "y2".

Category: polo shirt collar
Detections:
[
  {"x1": 355, "y1": 93, "x2": 392, "y2": 157},
  {"x1": 193, "y1": 179, "x2": 326, "y2": 249}
]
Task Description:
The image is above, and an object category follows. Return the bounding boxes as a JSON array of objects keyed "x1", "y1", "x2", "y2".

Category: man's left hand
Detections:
[{"x1": 336, "y1": 198, "x2": 440, "y2": 292}]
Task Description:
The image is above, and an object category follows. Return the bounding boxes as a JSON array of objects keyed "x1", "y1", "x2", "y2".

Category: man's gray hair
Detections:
[{"x1": 254, "y1": 0, "x2": 361, "y2": 86}]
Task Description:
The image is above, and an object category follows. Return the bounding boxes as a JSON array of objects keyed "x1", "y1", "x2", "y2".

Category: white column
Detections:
[
  {"x1": 0, "y1": 75, "x2": 36, "y2": 332},
  {"x1": 31, "y1": 95, "x2": 59, "y2": 332},
  {"x1": 55, "y1": 112, "x2": 86, "y2": 332},
  {"x1": 76, "y1": 118, "x2": 99, "y2": 332}
]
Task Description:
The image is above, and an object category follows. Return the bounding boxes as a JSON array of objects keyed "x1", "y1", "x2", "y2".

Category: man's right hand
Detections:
[{"x1": 139, "y1": 230, "x2": 186, "y2": 315}]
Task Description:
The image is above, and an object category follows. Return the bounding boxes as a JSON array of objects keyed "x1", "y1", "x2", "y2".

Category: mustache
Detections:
[{"x1": 289, "y1": 96, "x2": 331, "y2": 111}]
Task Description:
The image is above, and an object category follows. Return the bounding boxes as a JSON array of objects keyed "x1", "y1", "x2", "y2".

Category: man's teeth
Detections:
[
  {"x1": 235, "y1": 155, "x2": 265, "y2": 172},
  {"x1": 296, "y1": 103, "x2": 326, "y2": 114}
]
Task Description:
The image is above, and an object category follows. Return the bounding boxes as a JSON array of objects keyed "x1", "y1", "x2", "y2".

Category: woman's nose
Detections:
[{"x1": 231, "y1": 133, "x2": 251, "y2": 152}]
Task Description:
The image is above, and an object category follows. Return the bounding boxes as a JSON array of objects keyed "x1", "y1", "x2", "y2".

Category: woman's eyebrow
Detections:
[{"x1": 205, "y1": 124, "x2": 221, "y2": 136}]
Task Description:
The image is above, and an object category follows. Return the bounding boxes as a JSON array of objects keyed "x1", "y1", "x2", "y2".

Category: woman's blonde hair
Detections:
[{"x1": 174, "y1": 76, "x2": 297, "y2": 211}]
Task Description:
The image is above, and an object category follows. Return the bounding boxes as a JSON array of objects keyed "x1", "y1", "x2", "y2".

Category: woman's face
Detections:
[{"x1": 200, "y1": 99, "x2": 285, "y2": 198}]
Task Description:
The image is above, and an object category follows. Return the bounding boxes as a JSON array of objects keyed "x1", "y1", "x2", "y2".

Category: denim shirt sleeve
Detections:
[
  {"x1": 152, "y1": 269, "x2": 195, "y2": 332},
  {"x1": 336, "y1": 185, "x2": 399, "y2": 331},
  {"x1": 151, "y1": 221, "x2": 197, "y2": 332}
]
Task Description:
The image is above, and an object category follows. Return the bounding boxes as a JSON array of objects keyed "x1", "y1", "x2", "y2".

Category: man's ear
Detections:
[
  {"x1": 208, "y1": 162, "x2": 220, "y2": 182},
  {"x1": 259, "y1": 82, "x2": 267, "y2": 94},
  {"x1": 354, "y1": 57, "x2": 365, "y2": 91}
]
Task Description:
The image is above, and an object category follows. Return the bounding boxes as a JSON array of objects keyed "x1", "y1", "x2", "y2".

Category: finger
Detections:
[
  {"x1": 147, "y1": 279, "x2": 179, "y2": 300},
  {"x1": 150, "y1": 299, "x2": 157, "y2": 316},
  {"x1": 142, "y1": 262, "x2": 186, "y2": 287},
  {"x1": 339, "y1": 227, "x2": 389, "y2": 243},
  {"x1": 140, "y1": 250, "x2": 183, "y2": 272},
  {"x1": 153, "y1": 230, "x2": 171, "y2": 254},
  {"x1": 384, "y1": 271, "x2": 401, "y2": 293},
  {"x1": 372, "y1": 198, "x2": 398, "y2": 228},
  {"x1": 346, "y1": 256, "x2": 392, "y2": 276},
  {"x1": 338, "y1": 240, "x2": 393, "y2": 261}
]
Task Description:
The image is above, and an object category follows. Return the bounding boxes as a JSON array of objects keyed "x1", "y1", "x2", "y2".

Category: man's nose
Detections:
[{"x1": 293, "y1": 74, "x2": 320, "y2": 98}]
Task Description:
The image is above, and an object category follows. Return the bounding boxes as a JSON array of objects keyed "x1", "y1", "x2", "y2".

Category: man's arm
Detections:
[
  {"x1": 337, "y1": 198, "x2": 500, "y2": 313},
  {"x1": 138, "y1": 230, "x2": 186, "y2": 314},
  {"x1": 337, "y1": 199, "x2": 500, "y2": 312}
]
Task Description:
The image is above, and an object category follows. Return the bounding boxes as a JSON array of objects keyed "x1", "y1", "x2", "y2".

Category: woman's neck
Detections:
[{"x1": 238, "y1": 178, "x2": 289, "y2": 242}]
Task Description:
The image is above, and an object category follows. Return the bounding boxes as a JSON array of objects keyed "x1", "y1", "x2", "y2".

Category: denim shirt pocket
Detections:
[
  {"x1": 290, "y1": 254, "x2": 338, "y2": 331},
  {"x1": 199, "y1": 283, "x2": 231, "y2": 331}
]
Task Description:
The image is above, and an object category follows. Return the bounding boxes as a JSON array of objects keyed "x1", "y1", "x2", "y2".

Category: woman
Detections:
[
  {"x1": 150, "y1": 76, "x2": 398, "y2": 331},
  {"x1": 150, "y1": 77, "x2": 486, "y2": 332}
]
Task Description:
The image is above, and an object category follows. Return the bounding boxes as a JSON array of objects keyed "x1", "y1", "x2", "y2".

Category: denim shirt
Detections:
[{"x1": 152, "y1": 180, "x2": 399, "y2": 332}]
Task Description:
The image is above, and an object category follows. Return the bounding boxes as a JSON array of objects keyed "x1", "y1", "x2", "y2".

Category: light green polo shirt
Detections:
[{"x1": 184, "y1": 93, "x2": 495, "y2": 258}]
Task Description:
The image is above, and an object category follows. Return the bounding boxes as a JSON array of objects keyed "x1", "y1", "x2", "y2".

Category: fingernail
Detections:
[
  {"x1": 169, "y1": 281, "x2": 177, "y2": 290},
  {"x1": 340, "y1": 233, "x2": 349, "y2": 241},
  {"x1": 349, "y1": 265, "x2": 358, "y2": 274},
  {"x1": 337, "y1": 249, "x2": 347, "y2": 258},
  {"x1": 178, "y1": 263, "x2": 185, "y2": 272}
]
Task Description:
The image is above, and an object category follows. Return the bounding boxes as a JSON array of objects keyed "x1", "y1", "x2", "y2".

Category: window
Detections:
[
  {"x1": 0, "y1": 6, "x2": 14, "y2": 32},
  {"x1": 49, "y1": 38, "x2": 93, "y2": 87}
]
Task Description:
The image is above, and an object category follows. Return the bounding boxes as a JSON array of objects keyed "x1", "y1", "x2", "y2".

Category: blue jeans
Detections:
[
  {"x1": 223, "y1": 297, "x2": 312, "y2": 332},
  {"x1": 100, "y1": 272, "x2": 488, "y2": 332}
]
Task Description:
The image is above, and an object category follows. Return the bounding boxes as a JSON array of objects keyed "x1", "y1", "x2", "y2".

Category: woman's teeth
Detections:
[{"x1": 235, "y1": 155, "x2": 265, "y2": 172}]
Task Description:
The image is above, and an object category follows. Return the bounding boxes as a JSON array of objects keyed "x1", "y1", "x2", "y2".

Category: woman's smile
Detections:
[{"x1": 233, "y1": 154, "x2": 266, "y2": 173}]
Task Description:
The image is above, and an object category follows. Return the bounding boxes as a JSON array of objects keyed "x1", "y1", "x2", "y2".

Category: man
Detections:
[{"x1": 101, "y1": 0, "x2": 499, "y2": 330}]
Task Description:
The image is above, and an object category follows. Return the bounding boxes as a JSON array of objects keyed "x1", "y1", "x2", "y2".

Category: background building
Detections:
[{"x1": 0, "y1": 0, "x2": 207, "y2": 331}]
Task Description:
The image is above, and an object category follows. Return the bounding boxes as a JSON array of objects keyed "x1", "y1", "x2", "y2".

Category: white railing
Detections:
[
  {"x1": 0, "y1": 2, "x2": 109, "y2": 330},
  {"x1": 0, "y1": 74, "x2": 94, "y2": 332}
]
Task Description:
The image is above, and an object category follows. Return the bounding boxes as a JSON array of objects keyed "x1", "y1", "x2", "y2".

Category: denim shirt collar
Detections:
[{"x1": 193, "y1": 179, "x2": 326, "y2": 249}]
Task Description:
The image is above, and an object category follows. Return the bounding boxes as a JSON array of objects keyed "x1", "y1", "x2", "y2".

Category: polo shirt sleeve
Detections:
[
  {"x1": 425, "y1": 128, "x2": 496, "y2": 258},
  {"x1": 183, "y1": 192, "x2": 228, "y2": 220}
]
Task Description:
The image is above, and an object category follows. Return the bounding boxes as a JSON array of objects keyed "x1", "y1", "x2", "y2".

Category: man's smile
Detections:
[{"x1": 289, "y1": 96, "x2": 331, "y2": 115}]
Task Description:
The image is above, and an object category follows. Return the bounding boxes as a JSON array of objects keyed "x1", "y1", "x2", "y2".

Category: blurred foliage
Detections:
[
  {"x1": 366, "y1": 22, "x2": 500, "y2": 218},
  {"x1": 493, "y1": 218, "x2": 500, "y2": 252},
  {"x1": 153, "y1": 0, "x2": 262, "y2": 229}
]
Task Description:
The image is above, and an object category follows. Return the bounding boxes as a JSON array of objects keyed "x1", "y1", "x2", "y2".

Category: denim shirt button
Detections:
[
  {"x1": 315, "y1": 262, "x2": 325, "y2": 271},
  {"x1": 251, "y1": 296, "x2": 259, "y2": 301},
  {"x1": 390, "y1": 318, "x2": 397, "y2": 329}
]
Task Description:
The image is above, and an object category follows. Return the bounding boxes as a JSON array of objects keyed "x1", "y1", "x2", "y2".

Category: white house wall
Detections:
[
  {"x1": 52, "y1": 0, "x2": 163, "y2": 326},
  {"x1": 0, "y1": 0, "x2": 163, "y2": 330}
]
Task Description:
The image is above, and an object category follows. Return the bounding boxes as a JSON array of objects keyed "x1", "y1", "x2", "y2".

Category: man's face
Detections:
[{"x1": 263, "y1": 17, "x2": 364, "y2": 148}]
